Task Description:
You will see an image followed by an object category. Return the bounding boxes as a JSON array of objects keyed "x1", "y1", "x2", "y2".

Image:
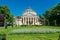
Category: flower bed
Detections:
[{"x1": 8, "y1": 28, "x2": 60, "y2": 34}]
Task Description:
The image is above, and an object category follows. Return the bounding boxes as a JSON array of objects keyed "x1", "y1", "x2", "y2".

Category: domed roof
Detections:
[{"x1": 22, "y1": 7, "x2": 37, "y2": 16}]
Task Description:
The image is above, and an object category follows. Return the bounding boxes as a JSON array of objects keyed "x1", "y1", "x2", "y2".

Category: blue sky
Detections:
[{"x1": 0, "y1": 0, "x2": 60, "y2": 16}]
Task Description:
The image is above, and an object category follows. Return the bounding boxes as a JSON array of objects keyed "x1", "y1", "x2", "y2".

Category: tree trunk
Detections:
[
  {"x1": 58, "y1": 34, "x2": 60, "y2": 40},
  {"x1": 4, "y1": 17, "x2": 7, "y2": 29}
]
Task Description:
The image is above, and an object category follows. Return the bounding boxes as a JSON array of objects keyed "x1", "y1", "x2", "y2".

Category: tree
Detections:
[
  {"x1": 0, "y1": 6, "x2": 14, "y2": 28},
  {"x1": 39, "y1": 15, "x2": 44, "y2": 25},
  {"x1": 44, "y1": 3, "x2": 60, "y2": 26}
]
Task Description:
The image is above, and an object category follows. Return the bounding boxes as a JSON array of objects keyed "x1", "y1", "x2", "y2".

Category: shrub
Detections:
[{"x1": 0, "y1": 33, "x2": 6, "y2": 40}]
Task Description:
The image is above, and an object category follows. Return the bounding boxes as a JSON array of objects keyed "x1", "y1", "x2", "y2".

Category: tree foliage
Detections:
[
  {"x1": 44, "y1": 3, "x2": 60, "y2": 26},
  {"x1": 0, "y1": 6, "x2": 14, "y2": 24}
]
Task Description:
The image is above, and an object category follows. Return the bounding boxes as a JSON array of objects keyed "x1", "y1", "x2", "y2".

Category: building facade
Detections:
[{"x1": 14, "y1": 8, "x2": 42, "y2": 25}]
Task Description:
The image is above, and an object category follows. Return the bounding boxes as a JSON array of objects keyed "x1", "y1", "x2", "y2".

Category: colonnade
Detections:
[{"x1": 22, "y1": 17, "x2": 38, "y2": 25}]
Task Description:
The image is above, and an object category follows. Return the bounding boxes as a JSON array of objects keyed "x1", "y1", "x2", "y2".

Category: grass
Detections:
[
  {"x1": 7, "y1": 33, "x2": 59, "y2": 40},
  {"x1": 0, "y1": 26, "x2": 60, "y2": 40}
]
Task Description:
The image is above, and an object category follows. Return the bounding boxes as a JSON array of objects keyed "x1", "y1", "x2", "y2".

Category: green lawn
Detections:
[
  {"x1": 7, "y1": 33, "x2": 59, "y2": 40},
  {"x1": 0, "y1": 26, "x2": 60, "y2": 40}
]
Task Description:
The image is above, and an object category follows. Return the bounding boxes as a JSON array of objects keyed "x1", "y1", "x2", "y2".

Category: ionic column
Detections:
[
  {"x1": 25, "y1": 18, "x2": 27, "y2": 25},
  {"x1": 23, "y1": 18, "x2": 25, "y2": 24},
  {"x1": 31, "y1": 18, "x2": 33, "y2": 25},
  {"x1": 25, "y1": 18, "x2": 27, "y2": 24},
  {"x1": 22, "y1": 17, "x2": 23, "y2": 24},
  {"x1": 23, "y1": 17, "x2": 24, "y2": 25},
  {"x1": 33, "y1": 17, "x2": 34, "y2": 25},
  {"x1": 28, "y1": 17, "x2": 29, "y2": 25},
  {"x1": 27, "y1": 18, "x2": 28, "y2": 24},
  {"x1": 24, "y1": 17, "x2": 25, "y2": 25},
  {"x1": 35, "y1": 18, "x2": 36, "y2": 23},
  {"x1": 35, "y1": 18, "x2": 36, "y2": 24},
  {"x1": 34, "y1": 18, "x2": 35, "y2": 23},
  {"x1": 25, "y1": 18, "x2": 26, "y2": 25},
  {"x1": 34, "y1": 18, "x2": 35, "y2": 25},
  {"x1": 36, "y1": 17, "x2": 38, "y2": 24},
  {"x1": 29, "y1": 18, "x2": 31, "y2": 22},
  {"x1": 22, "y1": 18, "x2": 23, "y2": 24}
]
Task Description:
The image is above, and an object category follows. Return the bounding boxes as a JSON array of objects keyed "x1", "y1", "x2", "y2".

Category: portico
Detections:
[{"x1": 22, "y1": 17, "x2": 38, "y2": 25}]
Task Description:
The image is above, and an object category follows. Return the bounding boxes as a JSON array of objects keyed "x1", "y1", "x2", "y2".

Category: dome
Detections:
[{"x1": 22, "y1": 7, "x2": 37, "y2": 16}]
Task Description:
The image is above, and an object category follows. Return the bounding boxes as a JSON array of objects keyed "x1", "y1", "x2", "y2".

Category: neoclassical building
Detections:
[{"x1": 14, "y1": 8, "x2": 42, "y2": 25}]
